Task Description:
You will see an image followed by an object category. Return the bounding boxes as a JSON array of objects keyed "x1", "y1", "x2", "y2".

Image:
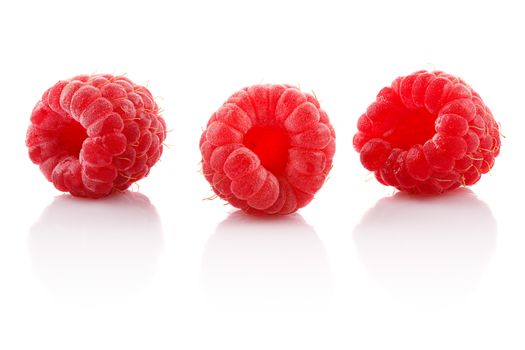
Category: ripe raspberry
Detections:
[
  {"x1": 353, "y1": 70, "x2": 501, "y2": 194},
  {"x1": 26, "y1": 74, "x2": 167, "y2": 198},
  {"x1": 200, "y1": 84, "x2": 336, "y2": 215}
]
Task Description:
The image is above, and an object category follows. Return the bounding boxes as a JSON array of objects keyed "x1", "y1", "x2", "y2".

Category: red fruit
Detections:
[
  {"x1": 353, "y1": 70, "x2": 501, "y2": 194},
  {"x1": 200, "y1": 84, "x2": 336, "y2": 215},
  {"x1": 26, "y1": 74, "x2": 167, "y2": 198}
]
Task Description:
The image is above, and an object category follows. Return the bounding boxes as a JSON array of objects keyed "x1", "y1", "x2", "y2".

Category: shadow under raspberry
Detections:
[
  {"x1": 28, "y1": 191, "x2": 163, "y2": 302},
  {"x1": 201, "y1": 211, "x2": 332, "y2": 311},
  {"x1": 353, "y1": 188, "x2": 497, "y2": 307}
]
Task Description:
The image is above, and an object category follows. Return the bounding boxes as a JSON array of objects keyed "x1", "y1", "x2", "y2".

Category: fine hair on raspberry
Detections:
[
  {"x1": 26, "y1": 74, "x2": 167, "y2": 198},
  {"x1": 353, "y1": 70, "x2": 501, "y2": 194},
  {"x1": 200, "y1": 84, "x2": 336, "y2": 215}
]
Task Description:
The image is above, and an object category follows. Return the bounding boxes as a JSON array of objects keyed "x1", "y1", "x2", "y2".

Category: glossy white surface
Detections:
[{"x1": 1, "y1": 1, "x2": 524, "y2": 349}]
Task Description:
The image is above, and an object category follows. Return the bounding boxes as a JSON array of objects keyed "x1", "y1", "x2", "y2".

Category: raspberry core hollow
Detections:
[
  {"x1": 200, "y1": 84, "x2": 336, "y2": 215},
  {"x1": 353, "y1": 70, "x2": 501, "y2": 194},
  {"x1": 26, "y1": 74, "x2": 167, "y2": 198}
]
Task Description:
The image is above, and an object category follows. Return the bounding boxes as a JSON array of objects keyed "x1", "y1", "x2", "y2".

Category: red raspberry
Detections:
[
  {"x1": 200, "y1": 84, "x2": 336, "y2": 215},
  {"x1": 353, "y1": 70, "x2": 501, "y2": 194},
  {"x1": 26, "y1": 74, "x2": 167, "y2": 198}
]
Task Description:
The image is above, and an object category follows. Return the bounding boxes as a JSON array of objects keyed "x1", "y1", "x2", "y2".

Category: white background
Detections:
[{"x1": 1, "y1": 1, "x2": 524, "y2": 349}]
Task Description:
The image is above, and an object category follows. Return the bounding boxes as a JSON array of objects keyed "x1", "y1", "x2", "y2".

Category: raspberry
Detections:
[
  {"x1": 26, "y1": 74, "x2": 167, "y2": 198},
  {"x1": 200, "y1": 84, "x2": 336, "y2": 215},
  {"x1": 353, "y1": 70, "x2": 501, "y2": 194}
]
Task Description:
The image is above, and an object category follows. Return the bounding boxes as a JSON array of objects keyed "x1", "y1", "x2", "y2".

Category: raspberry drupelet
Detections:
[
  {"x1": 353, "y1": 70, "x2": 501, "y2": 194},
  {"x1": 200, "y1": 84, "x2": 336, "y2": 215},
  {"x1": 26, "y1": 74, "x2": 167, "y2": 198}
]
